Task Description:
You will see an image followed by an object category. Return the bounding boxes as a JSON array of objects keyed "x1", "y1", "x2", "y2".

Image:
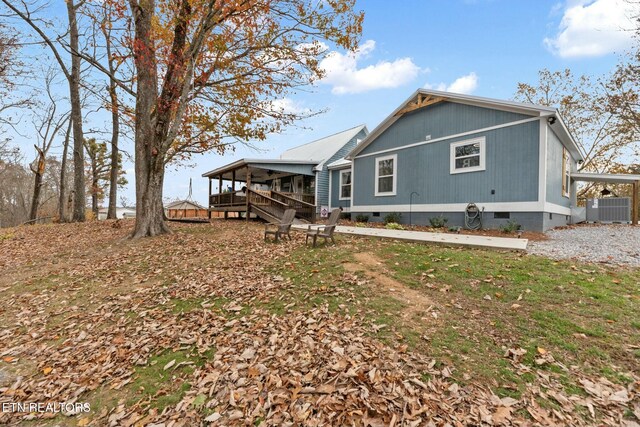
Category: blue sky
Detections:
[{"x1": 6, "y1": 0, "x2": 638, "y2": 206}]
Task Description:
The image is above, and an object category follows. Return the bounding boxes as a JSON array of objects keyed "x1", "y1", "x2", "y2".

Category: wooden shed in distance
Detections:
[{"x1": 165, "y1": 200, "x2": 208, "y2": 219}]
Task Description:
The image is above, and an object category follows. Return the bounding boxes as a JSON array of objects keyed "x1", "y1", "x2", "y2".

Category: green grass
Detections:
[
  {"x1": 127, "y1": 347, "x2": 213, "y2": 410},
  {"x1": 271, "y1": 237, "x2": 639, "y2": 413},
  {"x1": 171, "y1": 297, "x2": 206, "y2": 314}
]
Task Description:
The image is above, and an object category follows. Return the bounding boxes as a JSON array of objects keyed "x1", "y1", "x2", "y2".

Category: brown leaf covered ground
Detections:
[{"x1": 0, "y1": 220, "x2": 638, "y2": 426}]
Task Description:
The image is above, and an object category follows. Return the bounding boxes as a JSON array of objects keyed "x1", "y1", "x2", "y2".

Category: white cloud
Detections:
[
  {"x1": 320, "y1": 40, "x2": 421, "y2": 95},
  {"x1": 424, "y1": 72, "x2": 479, "y2": 95},
  {"x1": 544, "y1": 0, "x2": 637, "y2": 58},
  {"x1": 445, "y1": 72, "x2": 479, "y2": 94},
  {"x1": 268, "y1": 98, "x2": 309, "y2": 115}
]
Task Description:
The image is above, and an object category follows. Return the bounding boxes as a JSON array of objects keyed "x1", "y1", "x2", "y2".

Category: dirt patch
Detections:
[{"x1": 344, "y1": 252, "x2": 435, "y2": 323}]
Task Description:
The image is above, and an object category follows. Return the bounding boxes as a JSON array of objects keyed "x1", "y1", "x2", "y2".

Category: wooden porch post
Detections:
[
  {"x1": 231, "y1": 170, "x2": 236, "y2": 206},
  {"x1": 218, "y1": 175, "x2": 222, "y2": 196},
  {"x1": 632, "y1": 180, "x2": 639, "y2": 226},
  {"x1": 207, "y1": 178, "x2": 212, "y2": 219},
  {"x1": 245, "y1": 167, "x2": 251, "y2": 222}
]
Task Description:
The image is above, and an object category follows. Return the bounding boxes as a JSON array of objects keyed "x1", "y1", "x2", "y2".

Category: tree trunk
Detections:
[
  {"x1": 29, "y1": 148, "x2": 45, "y2": 223},
  {"x1": 29, "y1": 171, "x2": 43, "y2": 223},
  {"x1": 106, "y1": 30, "x2": 120, "y2": 220},
  {"x1": 92, "y1": 177, "x2": 98, "y2": 215},
  {"x1": 131, "y1": 157, "x2": 170, "y2": 238},
  {"x1": 58, "y1": 119, "x2": 72, "y2": 222},
  {"x1": 66, "y1": 0, "x2": 86, "y2": 222},
  {"x1": 130, "y1": 1, "x2": 170, "y2": 238},
  {"x1": 106, "y1": 90, "x2": 119, "y2": 219}
]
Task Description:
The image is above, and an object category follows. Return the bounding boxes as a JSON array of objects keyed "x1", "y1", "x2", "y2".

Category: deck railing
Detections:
[
  {"x1": 247, "y1": 189, "x2": 288, "y2": 219},
  {"x1": 276, "y1": 191, "x2": 315, "y2": 205},
  {"x1": 209, "y1": 192, "x2": 246, "y2": 207},
  {"x1": 210, "y1": 189, "x2": 316, "y2": 223},
  {"x1": 271, "y1": 190, "x2": 316, "y2": 223}
]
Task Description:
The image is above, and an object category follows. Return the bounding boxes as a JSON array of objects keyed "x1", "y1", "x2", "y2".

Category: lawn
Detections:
[{"x1": 0, "y1": 220, "x2": 637, "y2": 426}]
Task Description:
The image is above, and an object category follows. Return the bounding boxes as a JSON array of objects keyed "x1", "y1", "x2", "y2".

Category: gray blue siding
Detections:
[
  {"x1": 316, "y1": 128, "x2": 367, "y2": 210},
  {"x1": 358, "y1": 101, "x2": 532, "y2": 156},
  {"x1": 545, "y1": 127, "x2": 573, "y2": 207},
  {"x1": 329, "y1": 167, "x2": 351, "y2": 210},
  {"x1": 352, "y1": 121, "x2": 540, "y2": 206}
]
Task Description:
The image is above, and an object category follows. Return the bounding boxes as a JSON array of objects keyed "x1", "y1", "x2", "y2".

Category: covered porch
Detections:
[
  {"x1": 202, "y1": 159, "x2": 317, "y2": 223},
  {"x1": 572, "y1": 172, "x2": 640, "y2": 225}
]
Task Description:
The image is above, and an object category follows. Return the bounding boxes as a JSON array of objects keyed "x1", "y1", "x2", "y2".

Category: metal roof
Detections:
[
  {"x1": 347, "y1": 88, "x2": 583, "y2": 161},
  {"x1": 326, "y1": 158, "x2": 351, "y2": 169},
  {"x1": 202, "y1": 124, "x2": 367, "y2": 178},
  {"x1": 202, "y1": 158, "x2": 316, "y2": 178},
  {"x1": 280, "y1": 124, "x2": 367, "y2": 162}
]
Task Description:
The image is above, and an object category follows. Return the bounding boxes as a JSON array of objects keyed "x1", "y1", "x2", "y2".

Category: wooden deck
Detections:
[{"x1": 209, "y1": 190, "x2": 316, "y2": 223}]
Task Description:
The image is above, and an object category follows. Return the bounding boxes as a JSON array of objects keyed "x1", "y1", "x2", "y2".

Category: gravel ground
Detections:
[{"x1": 528, "y1": 225, "x2": 640, "y2": 267}]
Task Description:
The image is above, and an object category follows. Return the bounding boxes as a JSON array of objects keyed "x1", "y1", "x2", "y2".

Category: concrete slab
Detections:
[{"x1": 292, "y1": 225, "x2": 528, "y2": 250}]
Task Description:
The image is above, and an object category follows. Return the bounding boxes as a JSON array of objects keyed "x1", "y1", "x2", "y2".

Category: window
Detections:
[
  {"x1": 494, "y1": 212, "x2": 510, "y2": 219},
  {"x1": 562, "y1": 148, "x2": 571, "y2": 198},
  {"x1": 450, "y1": 137, "x2": 486, "y2": 174},
  {"x1": 375, "y1": 154, "x2": 397, "y2": 196},
  {"x1": 339, "y1": 170, "x2": 351, "y2": 200}
]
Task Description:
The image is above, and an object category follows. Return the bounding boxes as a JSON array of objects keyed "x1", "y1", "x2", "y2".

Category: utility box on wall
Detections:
[{"x1": 586, "y1": 197, "x2": 631, "y2": 223}]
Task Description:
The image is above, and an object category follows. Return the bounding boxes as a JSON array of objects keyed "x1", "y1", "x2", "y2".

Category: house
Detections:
[
  {"x1": 330, "y1": 89, "x2": 588, "y2": 232},
  {"x1": 202, "y1": 124, "x2": 368, "y2": 223},
  {"x1": 97, "y1": 207, "x2": 136, "y2": 220},
  {"x1": 165, "y1": 200, "x2": 208, "y2": 219}
]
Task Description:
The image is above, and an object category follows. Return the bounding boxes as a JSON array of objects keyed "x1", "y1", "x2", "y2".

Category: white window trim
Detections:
[
  {"x1": 375, "y1": 154, "x2": 397, "y2": 196},
  {"x1": 562, "y1": 148, "x2": 571, "y2": 198},
  {"x1": 339, "y1": 169, "x2": 351, "y2": 200},
  {"x1": 450, "y1": 137, "x2": 486, "y2": 174}
]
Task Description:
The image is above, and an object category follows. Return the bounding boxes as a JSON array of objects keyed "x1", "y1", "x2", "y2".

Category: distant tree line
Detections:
[{"x1": 514, "y1": 8, "x2": 640, "y2": 200}]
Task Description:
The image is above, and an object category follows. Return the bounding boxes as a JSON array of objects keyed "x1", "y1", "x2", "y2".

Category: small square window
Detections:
[{"x1": 450, "y1": 137, "x2": 486, "y2": 174}]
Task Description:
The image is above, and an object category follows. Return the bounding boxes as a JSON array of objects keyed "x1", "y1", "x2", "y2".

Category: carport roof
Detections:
[{"x1": 572, "y1": 172, "x2": 640, "y2": 184}]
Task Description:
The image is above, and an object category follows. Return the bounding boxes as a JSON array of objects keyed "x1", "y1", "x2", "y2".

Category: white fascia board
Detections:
[{"x1": 354, "y1": 117, "x2": 541, "y2": 160}]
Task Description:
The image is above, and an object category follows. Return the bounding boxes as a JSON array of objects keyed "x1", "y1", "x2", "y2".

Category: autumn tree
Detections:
[
  {"x1": 0, "y1": 22, "x2": 29, "y2": 135},
  {"x1": 28, "y1": 75, "x2": 70, "y2": 222},
  {"x1": 514, "y1": 69, "x2": 634, "y2": 197},
  {"x1": 603, "y1": 10, "x2": 640, "y2": 155},
  {"x1": 2, "y1": 0, "x2": 88, "y2": 222},
  {"x1": 84, "y1": 137, "x2": 127, "y2": 214},
  {"x1": 81, "y1": 1, "x2": 135, "y2": 219},
  {"x1": 91, "y1": 0, "x2": 363, "y2": 237}
]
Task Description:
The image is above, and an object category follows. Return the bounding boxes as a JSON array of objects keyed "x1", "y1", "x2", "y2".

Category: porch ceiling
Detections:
[
  {"x1": 572, "y1": 172, "x2": 640, "y2": 184},
  {"x1": 202, "y1": 158, "x2": 316, "y2": 183}
]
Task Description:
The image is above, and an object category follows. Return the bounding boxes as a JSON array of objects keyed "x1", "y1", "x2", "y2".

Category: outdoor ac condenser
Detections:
[{"x1": 586, "y1": 197, "x2": 631, "y2": 223}]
